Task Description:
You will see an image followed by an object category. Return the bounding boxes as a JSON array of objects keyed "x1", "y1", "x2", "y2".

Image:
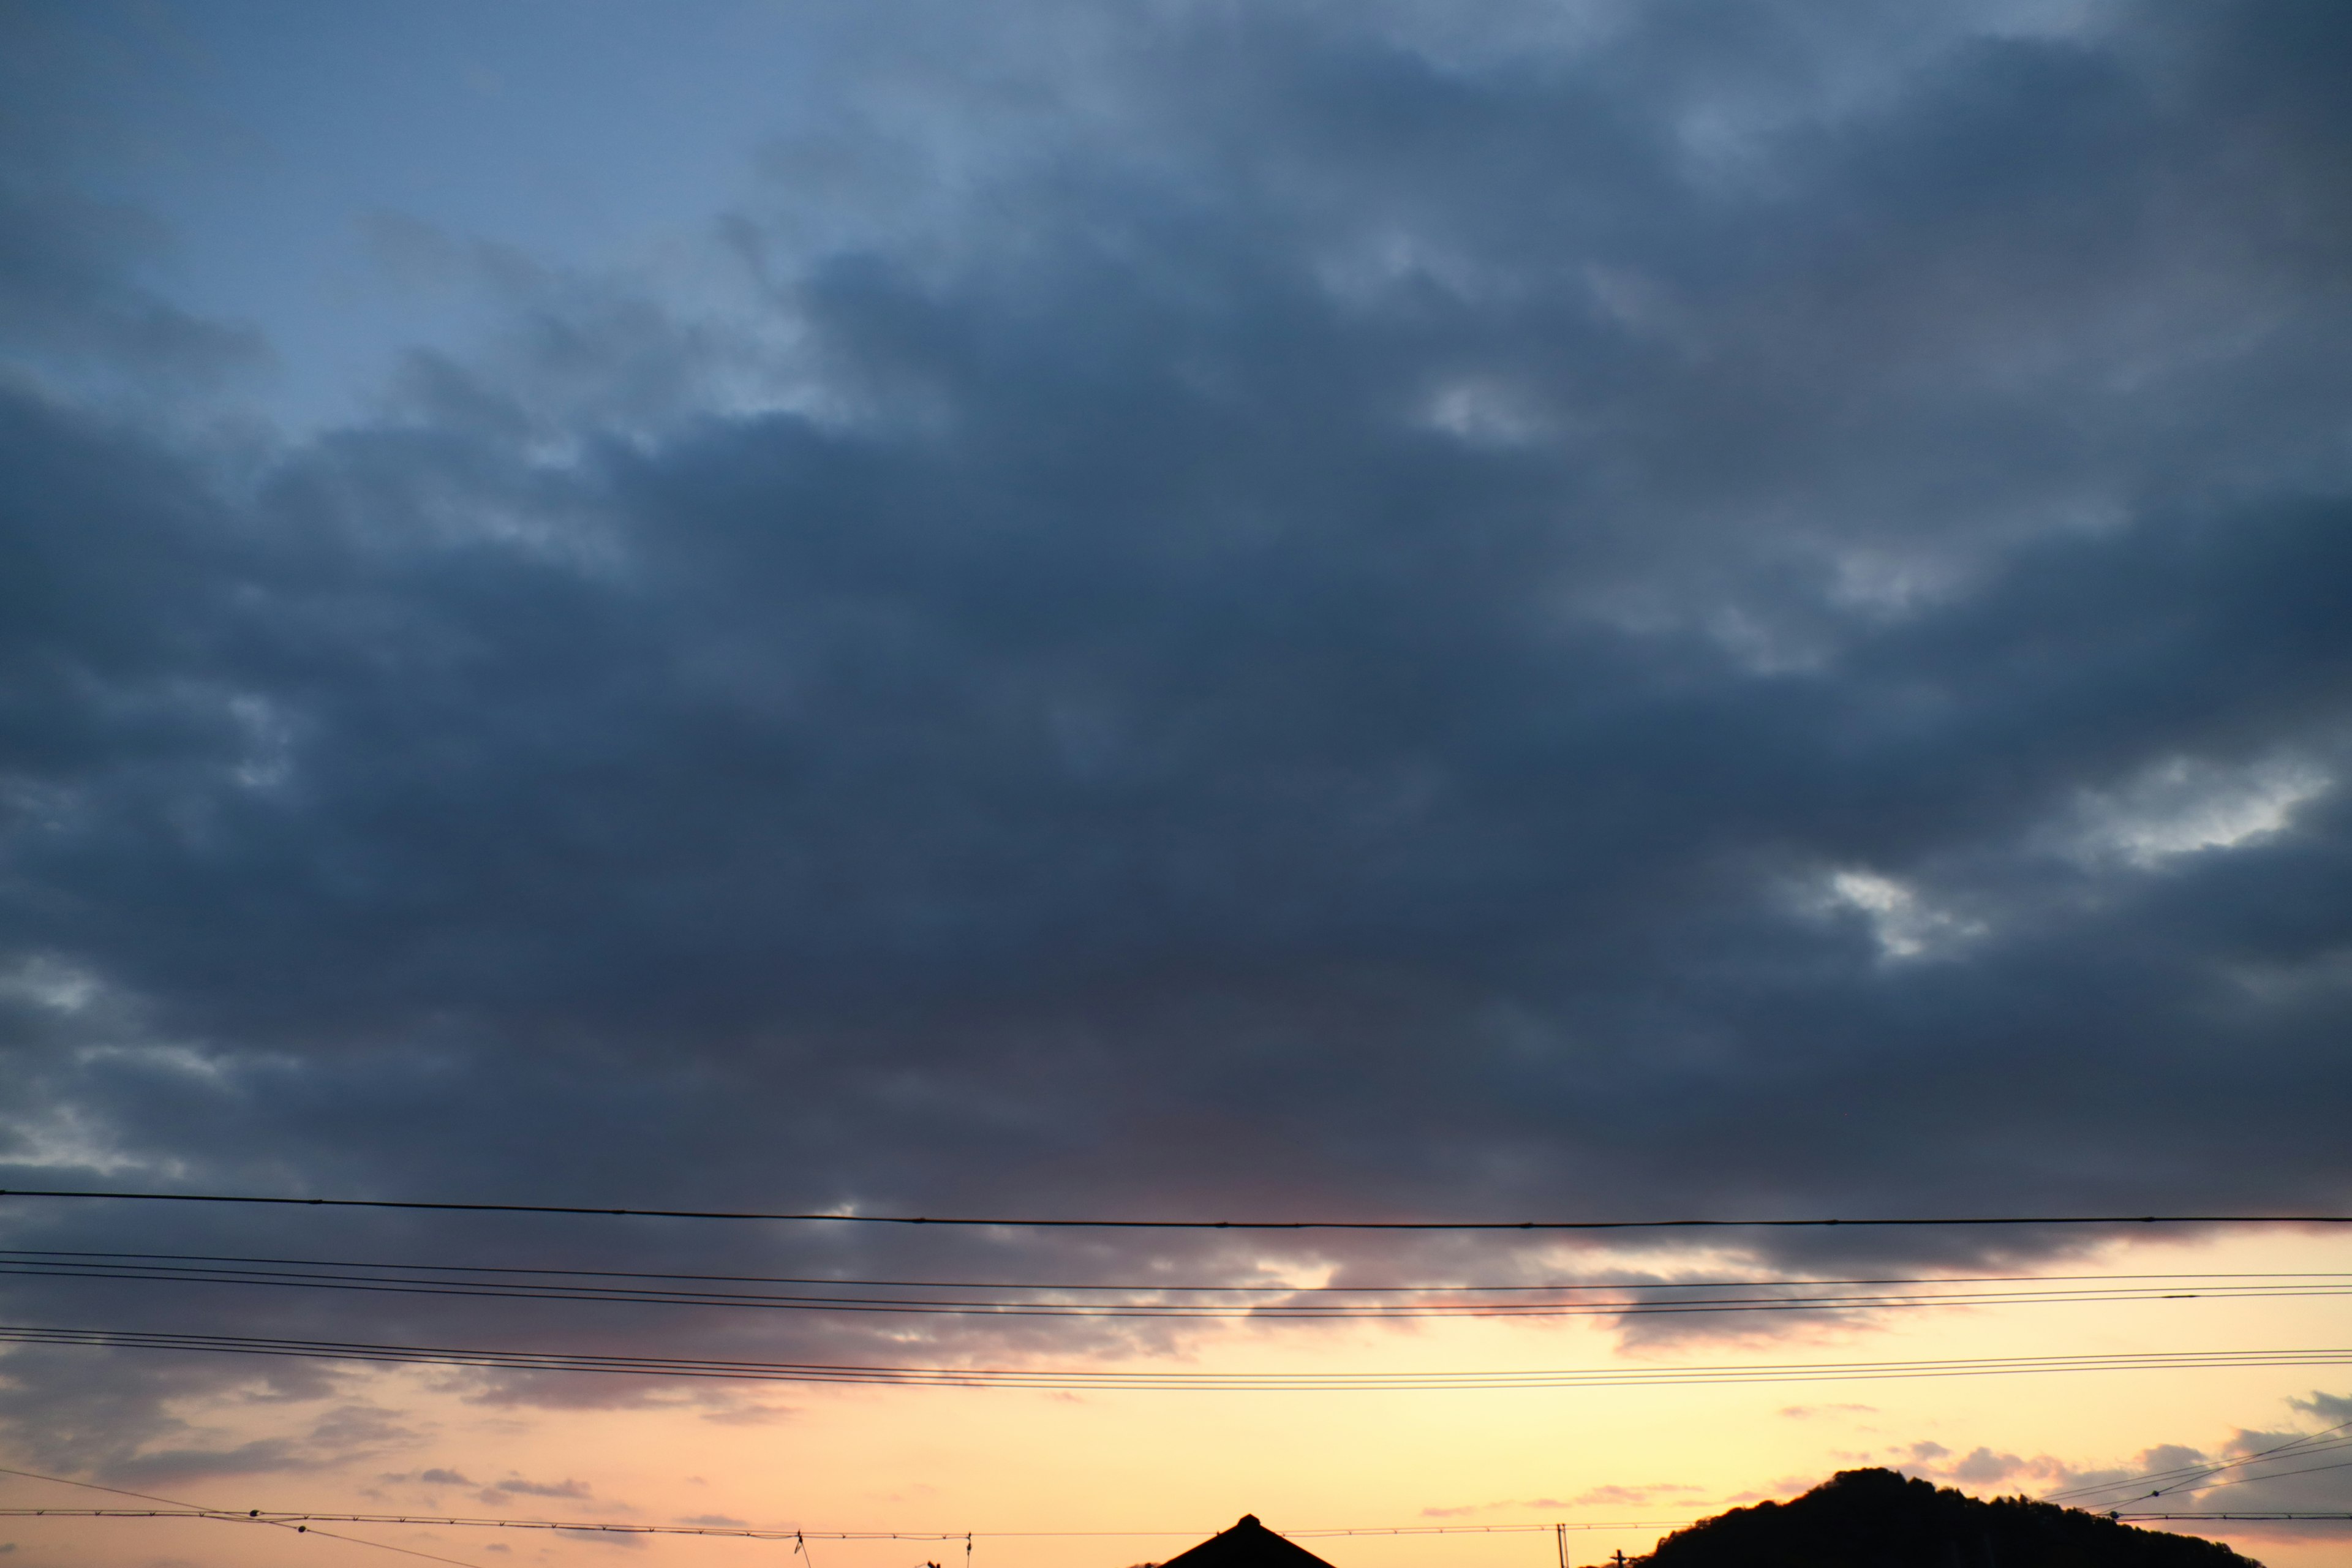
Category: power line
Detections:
[
  {"x1": 2053, "y1": 1444, "x2": 2352, "y2": 1506},
  {"x1": 2173, "y1": 1456, "x2": 2352, "y2": 1494},
  {"x1": 1286, "y1": 1525, "x2": 1694, "y2": 1537},
  {"x1": 2071, "y1": 1437, "x2": 2352, "y2": 1503},
  {"x1": 3, "y1": 1323, "x2": 2345, "y2": 1389},
  {"x1": 17, "y1": 1248, "x2": 2346, "y2": 1294},
  {"x1": 0, "y1": 1510, "x2": 1704, "y2": 1540},
  {"x1": 0, "y1": 1469, "x2": 1703, "y2": 1560},
  {"x1": 12, "y1": 1477, "x2": 2338, "y2": 1555},
  {"x1": 2117, "y1": 1513, "x2": 2352, "y2": 1521},
  {"x1": 4, "y1": 1187, "x2": 2347, "y2": 1230},
  {"x1": 19, "y1": 1501, "x2": 2340, "y2": 1545},
  {"x1": 0, "y1": 1463, "x2": 481, "y2": 1566},
  {"x1": 4, "y1": 1254, "x2": 2345, "y2": 1321},
  {"x1": 2043, "y1": 1419, "x2": 2352, "y2": 1504}
]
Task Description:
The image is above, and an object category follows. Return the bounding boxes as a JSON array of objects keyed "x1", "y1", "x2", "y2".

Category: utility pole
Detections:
[{"x1": 1554, "y1": 1523, "x2": 1567, "y2": 1568}]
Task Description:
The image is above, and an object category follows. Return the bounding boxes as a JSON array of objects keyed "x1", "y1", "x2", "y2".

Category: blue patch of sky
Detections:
[{"x1": 28, "y1": 0, "x2": 843, "y2": 429}]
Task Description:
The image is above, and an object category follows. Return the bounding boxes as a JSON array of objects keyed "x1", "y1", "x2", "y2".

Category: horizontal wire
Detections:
[
  {"x1": 6, "y1": 1187, "x2": 2348, "y2": 1230},
  {"x1": 15, "y1": 1500, "x2": 2345, "y2": 1538},
  {"x1": 14, "y1": 1248, "x2": 2348, "y2": 1295},
  {"x1": 0, "y1": 1504, "x2": 1712, "y2": 1542},
  {"x1": 4, "y1": 1260, "x2": 2345, "y2": 1321},
  {"x1": 0, "y1": 1471, "x2": 1698, "y2": 1549},
  {"x1": 10, "y1": 1474, "x2": 2342, "y2": 1547},
  {"x1": 0, "y1": 1509, "x2": 1703, "y2": 1539},
  {"x1": 4, "y1": 1323, "x2": 2346, "y2": 1390},
  {"x1": 2116, "y1": 1513, "x2": 2352, "y2": 1521},
  {"x1": 0, "y1": 1462, "x2": 483, "y2": 1566},
  {"x1": 20, "y1": 1507, "x2": 2343, "y2": 1542},
  {"x1": 23, "y1": 1248, "x2": 2351, "y2": 1294}
]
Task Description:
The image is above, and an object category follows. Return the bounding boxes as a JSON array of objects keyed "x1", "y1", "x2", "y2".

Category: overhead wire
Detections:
[
  {"x1": 2051, "y1": 1439, "x2": 2352, "y2": 1506},
  {"x1": 2042, "y1": 1418, "x2": 2352, "y2": 1504},
  {"x1": 0, "y1": 1509, "x2": 1706, "y2": 1539},
  {"x1": 4, "y1": 1187, "x2": 2348, "y2": 1230},
  {"x1": 1, "y1": 1252, "x2": 2345, "y2": 1321},
  {"x1": 0, "y1": 1469, "x2": 1706, "y2": 1559},
  {"x1": 1, "y1": 1324, "x2": 2345, "y2": 1389},
  {"x1": 2060, "y1": 1442, "x2": 2352, "y2": 1509},
  {"x1": 12, "y1": 1460, "x2": 2345, "y2": 1558},
  {"x1": 11, "y1": 1190, "x2": 2345, "y2": 1550},
  {"x1": 10, "y1": 1498, "x2": 2345, "y2": 1544},
  {"x1": 2117, "y1": 1512, "x2": 2352, "y2": 1521},
  {"x1": 2182, "y1": 1456, "x2": 2352, "y2": 1493},
  {"x1": 20, "y1": 1248, "x2": 2351, "y2": 1295},
  {"x1": 0, "y1": 1463, "x2": 483, "y2": 1566}
]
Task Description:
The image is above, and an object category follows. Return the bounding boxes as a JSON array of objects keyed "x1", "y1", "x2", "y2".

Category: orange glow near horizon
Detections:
[{"x1": 2, "y1": 1227, "x2": 2345, "y2": 1568}]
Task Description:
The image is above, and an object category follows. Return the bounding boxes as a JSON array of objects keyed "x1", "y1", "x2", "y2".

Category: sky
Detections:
[{"x1": 1, "y1": 0, "x2": 2350, "y2": 1564}]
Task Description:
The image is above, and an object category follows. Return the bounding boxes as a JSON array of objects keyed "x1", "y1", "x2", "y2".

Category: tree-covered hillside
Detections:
[{"x1": 1641, "y1": 1467, "x2": 2260, "y2": 1568}]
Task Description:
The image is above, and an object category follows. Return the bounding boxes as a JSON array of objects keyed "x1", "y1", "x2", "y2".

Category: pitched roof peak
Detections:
[{"x1": 1157, "y1": 1515, "x2": 1334, "y2": 1568}]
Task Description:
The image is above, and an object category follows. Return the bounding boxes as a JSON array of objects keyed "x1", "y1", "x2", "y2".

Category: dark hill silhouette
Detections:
[
  {"x1": 1150, "y1": 1516, "x2": 1337, "y2": 1568},
  {"x1": 1640, "y1": 1468, "x2": 2260, "y2": 1568}
]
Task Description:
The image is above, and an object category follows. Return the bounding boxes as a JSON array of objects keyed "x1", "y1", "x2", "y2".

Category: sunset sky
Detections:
[{"x1": 2, "y1": 3, "x2": 2349, "y2": 1566}]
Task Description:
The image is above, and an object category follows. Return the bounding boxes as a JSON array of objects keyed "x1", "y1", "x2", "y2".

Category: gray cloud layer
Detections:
[{"x1": 2, "y1": 0, "x2": 2350, "y2": 1472}]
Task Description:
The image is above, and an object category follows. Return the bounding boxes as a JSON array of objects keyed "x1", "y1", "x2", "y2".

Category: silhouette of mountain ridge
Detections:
[{"x1": 1638, "y1": 1467, "x2": 2261, "y2": 1567}]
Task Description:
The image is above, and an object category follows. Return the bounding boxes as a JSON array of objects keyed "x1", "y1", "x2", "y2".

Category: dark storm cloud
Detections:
[{"x1": 3, "y1": 0, "x2": 2352, "y2": 1467}]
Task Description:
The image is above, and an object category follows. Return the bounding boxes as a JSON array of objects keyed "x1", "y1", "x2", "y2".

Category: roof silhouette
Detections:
[{"x1": 1155, "y1": 1516, "x2": 1338, "y2": 1568}]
